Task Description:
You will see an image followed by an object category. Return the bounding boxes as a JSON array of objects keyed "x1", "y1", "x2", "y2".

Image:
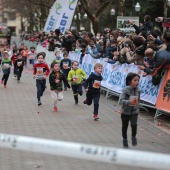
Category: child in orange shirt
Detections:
[{"x1": 21, "y1": 46, "x2": 29, "y2": 67}]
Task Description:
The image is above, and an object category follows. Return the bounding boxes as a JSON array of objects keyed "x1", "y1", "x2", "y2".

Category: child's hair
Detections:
[
  {"x1": 55, "y1": 51, "x2": 60, "y2": 55},
  {"x1": 17, "y1": 53, "x2": 22, "y2": 57},
  {"x1": 94, "y1": 63, "x2": 103, "y2": 70},
  {"x1": 72, "y1": 60, "x2": 79, "y2": 66},
  {"x1": 13, "y1": 49, "x2": 18, "y2": 53},
  {"x1": 37, "y1": 52, "x2": 46, "y2": 59},
  {"x1": 126, "y1": 72, "x2": 140, "y2": 86},
  {"x1": 3, "y1": 52, "x2": 9, "y2": 56},
  {"x1": 30, "y1": 46, "x2": 35, "y2": 50},
  {"x1": 51, "y1": 61, "x2": 60, "y2": 69},
  {"x1": 24, "y1": 46, "x2": 28, "y2": 49},
  {"x1": 63, "y1": 51, "x2": 68, "y2": 56}
]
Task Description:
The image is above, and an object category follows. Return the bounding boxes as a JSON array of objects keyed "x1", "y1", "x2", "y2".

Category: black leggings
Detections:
[
  {"x1": 2, "y1": 74, "x2": 9, "y2": 85},
  {"x1": 121, "y1": 114, "x2": 138, "y2": 139}
]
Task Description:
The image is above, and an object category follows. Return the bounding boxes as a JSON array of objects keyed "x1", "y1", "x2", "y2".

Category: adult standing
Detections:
[{"x1": 6, "y1": 31, "x2": 12, "y2": 46}]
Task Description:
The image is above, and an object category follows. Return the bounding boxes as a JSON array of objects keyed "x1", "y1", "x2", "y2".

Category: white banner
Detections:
[
  {"x1": 69, "y1": 52, "x2": 161, "y2": 105},
  {"x1": 44, "y1": 0, "x2": 66, "y2": 32},
  {"x1": 54, "y1": 0, "x2": 78, "y2": 34}
]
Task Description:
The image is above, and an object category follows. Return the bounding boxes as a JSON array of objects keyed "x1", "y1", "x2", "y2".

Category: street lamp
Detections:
[
  {"x1": 110, "y1": 8, "x2": 115, "y2": 28},
  {"x1": 84, "y1": 13, "x2": 87, "y2": 30},
  {"x1": 135, "y1": 2, "x2": 141, "y2": 12},
  {"x1": 168, "y1": 0, "x2": 170, "y2": 6}
]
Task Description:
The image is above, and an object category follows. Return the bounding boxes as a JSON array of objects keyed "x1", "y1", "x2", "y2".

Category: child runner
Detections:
[
  {"x1": 53, "y1": 51, "x2": 62, "y2": 63},
  {"x1": 49, "y1": 61, "x2": 70, "y2": 111},
  {"x1": 21, "y1": 46, "x2": 29, "y2": 67},
  {"x1": 83, "y1": 63, "x2": 103, "y2": 120},
  {"x1": 68, "y1": 61, "x2": 86, "y2": 104},
  {"x1": 28, "y1": 46, "x2": 36, "y2": 68},
  {"x1": 1, "y1": 52, "x2": 12, "y2": 88},
  {"x1": 33, "y1": 52, "x2": 50, "y2": 106},
  {"x1": 119, "y1": 72, "x2": 140, "y2": 148},
  {"x1": 11, "y1": 49, "x2": 18, "y2": 77},
  {"x1": 14, "y1": 53, "x2": 24, "y2": 83},
  {"x1": 60, "y1": 51, "x2": 71, "y2": 91}
]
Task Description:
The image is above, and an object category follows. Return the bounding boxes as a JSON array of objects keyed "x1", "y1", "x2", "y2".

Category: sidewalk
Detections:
[{"x1": 0, "y1": 64, "x2": 170, "y2": 170}]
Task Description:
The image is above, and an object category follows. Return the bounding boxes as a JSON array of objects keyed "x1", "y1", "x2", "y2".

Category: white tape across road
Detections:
[{"x1": 0, "y1": 133, "x2": 169, "y2": 170}]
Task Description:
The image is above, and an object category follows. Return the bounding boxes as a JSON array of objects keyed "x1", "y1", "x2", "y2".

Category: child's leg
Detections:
[
  {"x1": 86, "y1": 91, "x2": 93, "y2": 105},
  {"x1": 130, "y1": 114, "x2": 138, "y2": 146},
  {"x1": 51, "y1": 91, "x2": 58, "y2": 107},
  {"x1": 77, "y1": 84, "x2": 83, "y2": 96},
  {"x1": 36, "y1": 80, "x2": 42, "y2": 103},
  {"x1": 17, "y1": 69, "x2": 20, "y2": 81},
  {"x1": 121, "y1": 114, "x2": 130, "y2": 139},
  {"x1": 63, "y1": 71, "x2": 69, "y2": 90},
  {"x1": 121, "y1": 114, "x2": 130, "y2": 147},
  {"x1": 57, "y1": 91, "x2": 63, "y2": 101},
  {"x1": 71, "y1": 85, "x2": 78, "y2": 104},
  {"x1": 93, "y1": 93, "x2": 100, "y2": 114},
  {"x1": 41, "y1": 79, "x2": 46, "y2": 96},
  {"x1": 4, "y1": 74, "x2": 9, "y2": 85}
]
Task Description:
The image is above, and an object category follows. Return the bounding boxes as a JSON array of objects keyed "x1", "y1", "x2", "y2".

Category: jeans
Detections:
[
  {"x1": 121, "y1": 114, "x2": 138, "y2": 139},
  {"x1": 86, "y1": 91, "x2": 100, "y2": 114},
  {"x1": 36, "y1": 79, "x2": 46, "y2": 102}
]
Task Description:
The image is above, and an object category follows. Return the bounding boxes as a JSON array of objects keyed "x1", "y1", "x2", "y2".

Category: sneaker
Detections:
[
  {"x1": 53, "y1": 106, "x2": 58, "y2": 112},
  {"x1": 64, "y1": 88, "x2": 67, "y2": 91},
  {"x1": 93, "y1": 114, "x2": 99, "y2": 120},
  {"x1": 4, "y1": 85, "x2": 7, "y2": 88},
  {"x1": 1, "y1": 80, "x2": 4, "y2": 84},
  {"x1": 75, "y1": 101, "x2": 78, "y2": 105},
  {"x1": 17, "y1": 80, "x2": 20, "y2": 83},
  {"x1": 123, "y1": 139, "x2": 128, "y2": 148},
  {"x1": 83, "y1": 99, "x2": 87, "y2": 104},
  {"x1": 38, "y1": 101, "x2": 42, "y2": 106},
  {"x1": 131, "y1": 137, "x2": 137, "y2": 146}
]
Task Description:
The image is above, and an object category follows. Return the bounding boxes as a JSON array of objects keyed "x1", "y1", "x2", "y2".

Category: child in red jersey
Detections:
[
  {"x1": 33, "y1": 52, "x2": 50, "y2": 105},
  {"x1": 11, "y1": 49, "x2": 18, "y2": 77}
]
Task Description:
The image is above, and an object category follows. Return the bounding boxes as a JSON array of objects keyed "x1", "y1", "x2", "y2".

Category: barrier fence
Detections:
[
  {"x1": 11, "y1": 37, "x2": 170, "y2": 119},
  {"x1": 0, "y1": 133, "x2": 170, "y2": 170}
]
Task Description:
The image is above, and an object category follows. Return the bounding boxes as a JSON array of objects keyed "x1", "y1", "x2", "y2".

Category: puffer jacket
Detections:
[{"x1": 119, "y1": 86, "x2": 140, "y2": 115}]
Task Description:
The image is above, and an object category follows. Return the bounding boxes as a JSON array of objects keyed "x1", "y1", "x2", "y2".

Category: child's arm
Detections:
[
  {"x1": 62, "y1": 74, "x2": 71, "y2": 88},
  {"x1": 81, "y1": 69, "x2": 86, "y2": 79},
  {"x1": 67, "y1": 70, "x2": 73, "y2": 81},
  {"x1": 119, "y1": 89, "x2": 131, "y2": 106}
]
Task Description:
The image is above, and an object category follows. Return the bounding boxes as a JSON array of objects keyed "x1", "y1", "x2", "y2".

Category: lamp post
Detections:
[
  {"x1": 84, "y1": 13, "x2": 87, "y2": 30},
  {"x1": 168, "y1": 0, "x2": 170, "y2": 6},
  {"x1": 110, "y1": 8, "x2": 115, "y2": 29},
  {"x1": 132, "y1": 1, "x2": 141, "y2": 16}
]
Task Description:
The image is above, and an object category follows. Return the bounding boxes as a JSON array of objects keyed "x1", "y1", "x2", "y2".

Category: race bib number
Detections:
[
  {"x1": 63, "y1": 62, "x2": 69, "y2": 69},
  {"x1": 93, "y1": 80, "x2": 101, "y2": 89},
  {"x1": 3, "y1": 64, "x2": 9, "y2": 69},
  {"x1": 17, "y1": 61, "x2": 22, "y2": 66},
  {"x1": 37, "y1": 68, "x2": 43, "y2": 75}
]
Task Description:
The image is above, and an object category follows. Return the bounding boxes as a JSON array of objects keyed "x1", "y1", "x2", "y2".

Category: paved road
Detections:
[{"x1": 0, "y1": 64, "x2": 170, "y2": 170}]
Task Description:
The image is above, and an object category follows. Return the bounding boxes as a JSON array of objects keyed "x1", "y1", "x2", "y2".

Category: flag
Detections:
[
  {"x1": 44, "y1": 0, "x2": 67, "y2": 32},
  {"x1": 54, "y1": 0, "x2": 78, "y2": 34}
]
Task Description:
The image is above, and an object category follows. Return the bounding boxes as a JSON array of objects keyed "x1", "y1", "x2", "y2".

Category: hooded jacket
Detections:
[{"x1": 119, "y1": 86, "x2": 140, "y2": 115}]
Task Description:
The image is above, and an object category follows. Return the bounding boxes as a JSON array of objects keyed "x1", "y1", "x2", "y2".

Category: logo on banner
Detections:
[
  {"x1": 163, "y1": 79, "x2": 170, "y2": 101},
  {"x1": 55, "y1": 3, "x2": 62, "y2": 14},
  {"x1": 69, "y1": 0, "x2": 76, "y2": 10}
]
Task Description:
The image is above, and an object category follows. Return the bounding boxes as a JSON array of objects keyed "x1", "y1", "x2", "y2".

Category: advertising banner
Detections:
[
  {"x1": 156, "y1": 70, "x2": 170, "y2": 113},
  {"x1": 54, "y1": 0, "x2": 78, "y2": 34},
  {"x1": 44, "y1": 0, "x2": 66, "y2": 32}
]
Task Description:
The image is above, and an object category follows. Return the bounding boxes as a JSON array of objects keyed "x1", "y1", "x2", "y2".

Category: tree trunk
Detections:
[
  {"x1": 163, "y1": 0, "x2": 168, "y2": 33},
  {"x1": 118, "y1": 0, "x2": 125, "y2": 16},
  {"x1": 92, "y1": 17, "x2": 99, "y2": 35}
]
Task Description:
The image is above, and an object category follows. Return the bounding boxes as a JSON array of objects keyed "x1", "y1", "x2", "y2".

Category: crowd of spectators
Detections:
[{"x1": 19, "y1": 15, "x2": 170, "y2": 85}]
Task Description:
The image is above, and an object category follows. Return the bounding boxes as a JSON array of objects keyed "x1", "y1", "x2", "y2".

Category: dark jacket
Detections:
[
  {"x1": 119, "y1": 86, "x2": 140, "y2": 115},
  {"x1": 84, "y1": 72, "x2": 103, "y2": 93},
  {"x1": 49, "y1": 70, "x2": 70, "y2": 91},
  {"x1": 144, "y1": 50, "x2": 170, "y2": 76},
  {"x1": 60, "y1": 58, "x2": 72, "y2": 73},
  {"x1": 14, "y1": 59, "x2": 24, "y2": 70}
]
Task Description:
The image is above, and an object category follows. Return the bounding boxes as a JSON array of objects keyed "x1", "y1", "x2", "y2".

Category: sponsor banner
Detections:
[
  {"x1": 54, "y1": 0, "x2": 78, "y2": 34},
  {"x1": 69, "y1": 53, "x2": 160, "y2": 105},
  {"x1": 44, "y1": 0, "x2": 66, "y2": 32},
  {"x1": 156, "y1": 70, "x2": 170, "y2": 112}
]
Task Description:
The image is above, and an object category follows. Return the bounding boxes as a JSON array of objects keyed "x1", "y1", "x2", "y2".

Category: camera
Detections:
[{"x1": 124, "y1": 43, "x2": 129, "y2": 47}]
